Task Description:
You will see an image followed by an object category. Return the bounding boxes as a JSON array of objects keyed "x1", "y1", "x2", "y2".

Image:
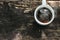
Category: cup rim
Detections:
[{"x1": 34, "y1": 5, "x2": 55, "y2": 25}]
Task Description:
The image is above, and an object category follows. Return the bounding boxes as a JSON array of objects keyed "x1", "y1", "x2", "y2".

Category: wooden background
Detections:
[{"x1": 0, "y1": 0, "x2": 60, "y2": 40}]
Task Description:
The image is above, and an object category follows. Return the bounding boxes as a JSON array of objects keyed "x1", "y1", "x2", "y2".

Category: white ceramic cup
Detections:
[{"x1": 34, "y1": 0, "x2": 55, "y2": 25}]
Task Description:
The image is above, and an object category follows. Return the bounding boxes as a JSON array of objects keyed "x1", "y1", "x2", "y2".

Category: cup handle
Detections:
[{"x1": 42, "y1": 0, "x2": 47, "y2": 5}]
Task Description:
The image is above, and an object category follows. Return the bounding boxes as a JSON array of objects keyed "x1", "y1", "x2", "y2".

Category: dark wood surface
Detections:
[{"x1": 0, "y1": 1, "x2": 60, "y2": 40}]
